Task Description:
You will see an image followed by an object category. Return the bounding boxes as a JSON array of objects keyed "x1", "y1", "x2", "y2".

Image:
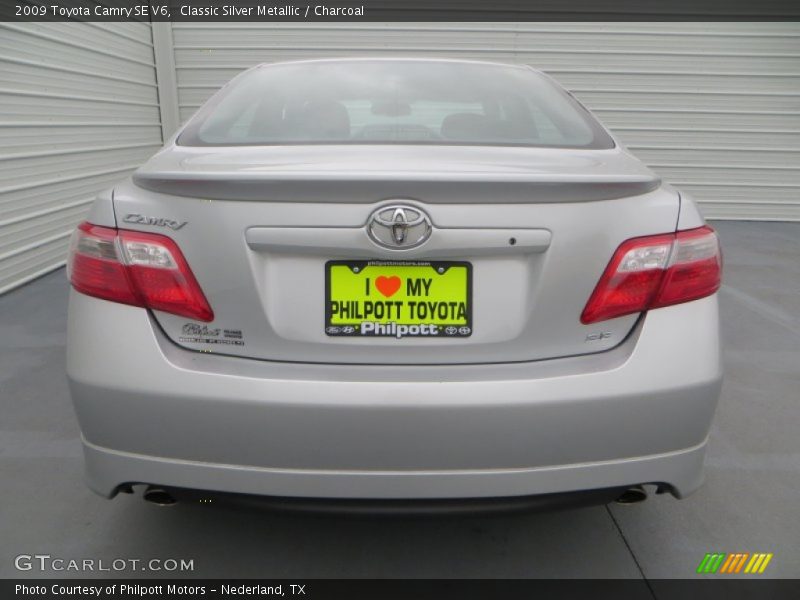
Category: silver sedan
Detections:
[{"x1": 66, "y1": 58, "x2": 722, "y2": 510}]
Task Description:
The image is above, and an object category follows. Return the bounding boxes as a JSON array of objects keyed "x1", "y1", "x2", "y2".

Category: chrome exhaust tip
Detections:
[
  {"x1": 143, "y1": 486, "x2": 176, "y2": 506},
  {"x1": 615, "y1": 485, "x2": 648, "y2": 505}
]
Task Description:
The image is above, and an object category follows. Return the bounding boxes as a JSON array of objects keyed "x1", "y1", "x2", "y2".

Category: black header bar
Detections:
[{"x1": 3, "y1": 0, "x2": 800, "y2": 22}]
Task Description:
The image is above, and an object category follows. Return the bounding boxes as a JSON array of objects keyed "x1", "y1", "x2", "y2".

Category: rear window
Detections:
[{"x1": 178, "y1": 60, "x2": 615, "y2": 149}]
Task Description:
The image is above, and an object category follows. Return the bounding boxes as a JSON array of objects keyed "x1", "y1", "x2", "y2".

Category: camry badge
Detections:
[{"x1": 123, "y1": 213, "x2": 187, "y2": 231}]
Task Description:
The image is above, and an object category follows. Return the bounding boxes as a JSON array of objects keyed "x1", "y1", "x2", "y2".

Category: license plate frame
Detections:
[{"x1": 325, "y1": 260, "x2": 472, "y2": 338}]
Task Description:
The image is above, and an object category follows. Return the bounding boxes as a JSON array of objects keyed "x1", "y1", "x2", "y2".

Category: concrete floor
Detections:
[{"x1": 1, "y1": 221, "x2": 798, "y2": 580}]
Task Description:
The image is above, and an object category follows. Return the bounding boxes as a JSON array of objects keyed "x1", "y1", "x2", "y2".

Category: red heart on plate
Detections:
[{"x1": 375, "y1": 275, "x2": 402, "y2": 298}]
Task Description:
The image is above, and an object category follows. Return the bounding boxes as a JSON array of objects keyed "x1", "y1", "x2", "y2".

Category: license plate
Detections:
[{"x1": 325, "y1": 260, "x2": 472, "y2": 338}]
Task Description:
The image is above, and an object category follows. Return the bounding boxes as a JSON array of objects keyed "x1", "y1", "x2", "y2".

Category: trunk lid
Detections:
[{"x1": 115, "y1": 145, "x2": 677, "y2": 365}]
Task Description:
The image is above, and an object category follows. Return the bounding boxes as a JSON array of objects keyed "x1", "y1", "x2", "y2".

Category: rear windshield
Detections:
[{"x1": 178, "y1": 60, "x2": 615, "y2": 149}]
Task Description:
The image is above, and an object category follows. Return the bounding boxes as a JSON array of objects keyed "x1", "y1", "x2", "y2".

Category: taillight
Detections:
[
  {"x1": 67, "y1": 222, "x2": 214, "y2": 322},
  {"x1": 581, "y1": 226, "x2": 721, "y2": 324}
]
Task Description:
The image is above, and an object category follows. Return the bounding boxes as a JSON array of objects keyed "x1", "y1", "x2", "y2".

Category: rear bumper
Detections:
[{"x1": 67, "y1": 292, "x2": 722, "y2": 500}]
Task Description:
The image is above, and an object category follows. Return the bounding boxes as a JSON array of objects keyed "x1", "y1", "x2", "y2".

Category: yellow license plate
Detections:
[{"x1": 325, "y1": 260, "x2": 472, "y2": 338}]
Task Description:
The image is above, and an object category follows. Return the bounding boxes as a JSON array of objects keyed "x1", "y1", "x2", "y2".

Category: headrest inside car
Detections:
[
  {"x1": 300, "y1": 100, "x2": 351, "y2": 139},
  {"x1": 441, "y1": 113, "x2": 494, "y2": 141}
]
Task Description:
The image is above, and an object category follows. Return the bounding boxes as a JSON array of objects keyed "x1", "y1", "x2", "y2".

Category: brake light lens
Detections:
[
  {"x1": 67, "y1": 222, "x2": 214, "y2": 322},
  {"x1": 581, "y1": 226, "x2": 721, "y2": 324}
]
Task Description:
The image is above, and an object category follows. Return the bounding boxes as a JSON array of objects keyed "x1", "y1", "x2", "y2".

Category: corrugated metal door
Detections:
[
  {"x1": 0, "y1": 23, "x2": 163, "y2": 294},
  {"x1": 170, "y1": 22, "x2": 800, "y2": 221}
]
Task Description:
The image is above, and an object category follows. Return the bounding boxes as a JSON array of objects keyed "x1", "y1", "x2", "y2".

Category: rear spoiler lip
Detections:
[{"x1": 132, "y1": 171, "x2": 661, "y2": 203}]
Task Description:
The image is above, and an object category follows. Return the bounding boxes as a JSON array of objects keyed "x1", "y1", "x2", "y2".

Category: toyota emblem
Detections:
[{"x1": 367, "y1": 204, "x2": 432, "y2": 249}]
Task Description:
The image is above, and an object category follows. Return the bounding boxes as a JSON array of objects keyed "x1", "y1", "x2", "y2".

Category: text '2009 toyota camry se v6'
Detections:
[{"x1": 65, "y1": 58, "x2": 722, "y2": 511}]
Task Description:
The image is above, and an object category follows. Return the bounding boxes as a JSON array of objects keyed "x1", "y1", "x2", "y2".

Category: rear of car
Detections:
[{"x1": 66, "y1": 59, "x2": 722, "y2": 505}]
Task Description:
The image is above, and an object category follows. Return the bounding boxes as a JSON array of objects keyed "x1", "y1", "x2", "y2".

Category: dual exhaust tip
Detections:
[
  {"x1": 614, "y1": 485, "x2": 648, "y2": 505},
  {"x1": 143, "y1": 486, "x2": 176, "y2": 506},
  {"x1": 141, "y1": 484, "x2": 649, "y2": 508}
]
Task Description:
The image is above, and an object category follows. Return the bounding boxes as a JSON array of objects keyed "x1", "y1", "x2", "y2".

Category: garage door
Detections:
[
  {"x1": 0, "y1": 23, "x2": 164, "y2": 294},
  {"x1": 170, "y1": 22, "x2": 800, "y2": 221}
]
